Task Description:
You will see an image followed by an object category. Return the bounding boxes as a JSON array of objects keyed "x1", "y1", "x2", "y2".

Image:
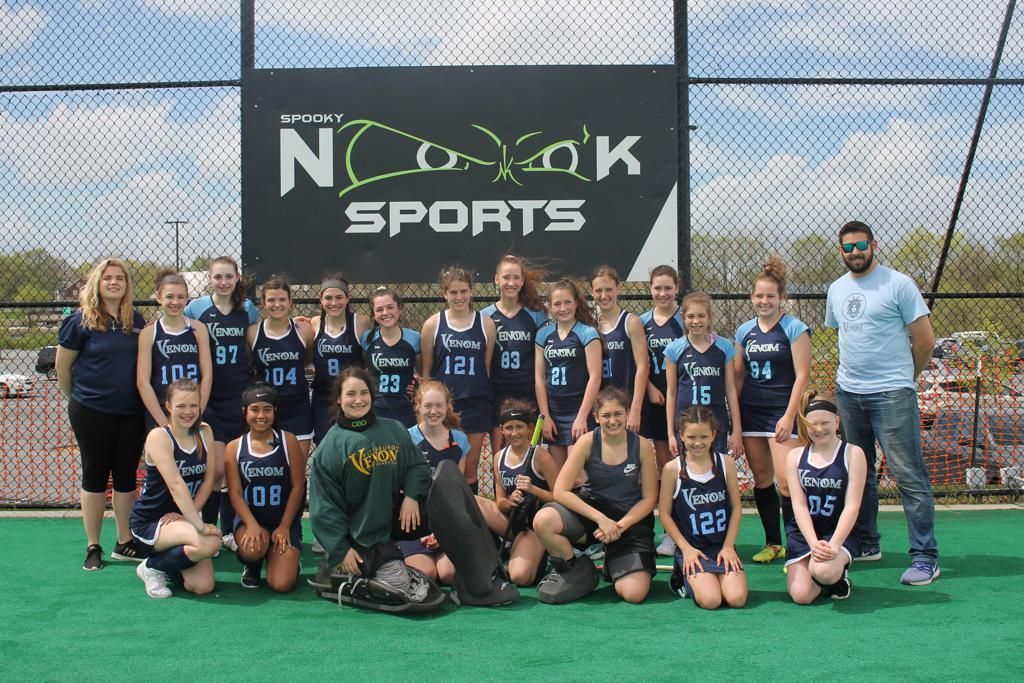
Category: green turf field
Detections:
[{"x1": 2, "y1": 510, "x2": 1021, "y2": 682}]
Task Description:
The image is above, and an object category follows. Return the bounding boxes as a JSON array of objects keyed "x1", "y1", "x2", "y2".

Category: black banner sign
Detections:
[{"x1": 241, "y1": 66, "x2": 677, "y2": 283}]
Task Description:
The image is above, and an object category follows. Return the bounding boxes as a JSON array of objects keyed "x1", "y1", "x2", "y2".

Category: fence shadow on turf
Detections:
[
  {"x1": 829, "y1": 586, "x2": 952, "y2": 614},
  {"x1": 928, "y1": 554, "x2": 1020, "y2": 581}
]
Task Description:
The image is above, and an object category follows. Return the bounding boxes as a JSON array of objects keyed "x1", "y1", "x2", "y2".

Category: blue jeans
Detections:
[{"x1": 836, "y1": 387, "x2": 939, "y2": 562}]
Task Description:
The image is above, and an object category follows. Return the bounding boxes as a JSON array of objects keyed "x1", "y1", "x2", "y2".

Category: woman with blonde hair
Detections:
[{"x1": 56, "y1": 258, "x2": 148, "y2": 570}]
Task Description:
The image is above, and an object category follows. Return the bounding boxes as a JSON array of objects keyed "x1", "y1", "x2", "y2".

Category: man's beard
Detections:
[{"x1": 844, "y1": 251, "x2": 874, "y2": 274}]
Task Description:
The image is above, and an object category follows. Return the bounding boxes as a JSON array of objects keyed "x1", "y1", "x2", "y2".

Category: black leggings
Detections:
[{"x1": 68, "y1": 399, "x2": 145, "y2": 493}]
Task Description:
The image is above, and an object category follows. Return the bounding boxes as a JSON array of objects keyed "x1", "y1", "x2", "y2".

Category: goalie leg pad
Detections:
[
  {"x1": 428, "y1": 460, "x2": 518, "y2": 606},
  {"x1": 537, "y1": 555, "x2": 600, "y2": 604}
]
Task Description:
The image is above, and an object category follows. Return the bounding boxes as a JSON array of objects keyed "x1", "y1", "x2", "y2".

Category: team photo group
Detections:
[{"x1": 54, "y1": 219, "x2": 940, "y2": 612}]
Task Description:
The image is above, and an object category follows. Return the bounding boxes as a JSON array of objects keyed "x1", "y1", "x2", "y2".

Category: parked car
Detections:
[
  {"x1": 922, "y1": 406, "x2": 1024, "y2": 485},
  {"x1": 0, "y1": 373, "x2": 35, "y2": 398},
  {"x1": 917, "y1": 367, "x2": 1024, "y2": 426},
  {"x1": 35, "y1": 345, "x2": 57, "y2": 380},
  {"x1": 932, "y1": 337, "x2": 959, "y2": 360},
  {"x1": 1012, "y1": 339, "x2": 1024, "y2": 371}
]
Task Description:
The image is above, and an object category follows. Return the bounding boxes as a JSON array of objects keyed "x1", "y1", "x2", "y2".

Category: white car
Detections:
[{"x1": 0, "y1": 374, "x2": 34, "y2": 398}]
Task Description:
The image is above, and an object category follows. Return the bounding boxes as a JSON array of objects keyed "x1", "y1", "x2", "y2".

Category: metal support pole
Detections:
[
  {"x1": 928, "y1": 0, "x2": 1017, "y2": 308},
  {"x1": 674, "y1": 0, "x2": 692, "y2": 291}
]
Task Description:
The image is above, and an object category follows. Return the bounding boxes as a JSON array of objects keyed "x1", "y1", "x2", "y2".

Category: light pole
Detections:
[{"x1": 164, "y1": 220, "x2": 188, "y2": 271}]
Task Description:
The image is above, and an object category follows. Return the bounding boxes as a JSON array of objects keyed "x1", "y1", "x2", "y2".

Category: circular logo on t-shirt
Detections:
[{"x1": 843, "y1": 293, "x2": 866, "y2": 321}]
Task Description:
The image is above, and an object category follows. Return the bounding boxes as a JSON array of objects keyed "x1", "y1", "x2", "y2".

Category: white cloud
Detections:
[
  {"x1": 0, "y1": 100, "x2": 177, "y2": 185},
  {"x1": 1, "y1": 208, "x2": 33, "y2": 254},
  {"x1": 692, "y1": 118, "x2": 1024, "y2": 242},
  {"x1": 0, "y1": 94, "x2": 239, "y2": 187},
  {"x1": 183, "y1": 91, "x2": 241, "y2": 179},
  {"x1": 0, "y1": 3, "x2": 47, "y2": 53},
  {"x1": 143, "y1": 0, "x2": 672, "y2": 64},
  {"x1": 87, "y1": 171, "x2": 201, "y2": 263}
]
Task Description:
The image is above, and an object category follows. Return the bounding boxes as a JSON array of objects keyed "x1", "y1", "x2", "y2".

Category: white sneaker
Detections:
[
  {"x1": 222, "y1": 533, "x2": 238, "y2": 553},
  {"x1": 312, "y1": 539, "x2": 325, "y2": 554},
  {"x1": 136, "y1": 560, "x2": 172, "y2": 599},
  {"x1": 656, "y1": 535, "x2": 677, "y2": 557}
]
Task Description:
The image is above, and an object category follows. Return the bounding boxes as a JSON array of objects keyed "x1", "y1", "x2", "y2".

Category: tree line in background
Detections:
[{"x1": 1, "y1": 229, "x2": 1022, "y2": 342}]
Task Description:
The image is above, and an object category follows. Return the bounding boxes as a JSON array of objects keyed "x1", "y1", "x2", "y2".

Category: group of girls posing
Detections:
[{"x1": 60, "y1": 251, "x2": 846, "y2": 605}]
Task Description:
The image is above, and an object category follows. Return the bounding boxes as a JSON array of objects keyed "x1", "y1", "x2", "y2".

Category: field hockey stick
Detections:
[{"x1": 501, "y1": 415, "x2": 545, "y2": 551}]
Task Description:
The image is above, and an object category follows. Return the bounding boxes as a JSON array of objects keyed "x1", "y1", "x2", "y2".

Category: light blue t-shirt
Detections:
[{"x1": 825, "y1": 265, "x2": 930, "y2": 393}]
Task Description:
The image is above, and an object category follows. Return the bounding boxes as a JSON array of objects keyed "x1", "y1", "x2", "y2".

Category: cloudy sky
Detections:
[{"x1": 1, "y1": 0, "x2": 1022, "y2": 266}]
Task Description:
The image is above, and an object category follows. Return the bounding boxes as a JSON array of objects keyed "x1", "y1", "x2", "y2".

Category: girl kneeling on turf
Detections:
[
  {"x1": 130, "y1": 378, "x2": 221, "y2": 599},
  {"x1": 785, "y1": 391, "x2": 866, "y2": 603},
  {"x1": 225, "y1": 384, "x2": 306, "y2": 592},
  {"x1": 659, "y1": 407, "x2": 746, "y2": 609},
  {"x1": 477, "y1": 400, "x2": 560, "y2": 586},
  {"x1": 534, "y1": 387, "x2": 658, "y2": 604}
]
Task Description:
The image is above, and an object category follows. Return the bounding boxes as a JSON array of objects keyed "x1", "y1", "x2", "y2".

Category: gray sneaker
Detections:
[
  {"x1": 900, "y1": 560, "x2": 940, "y2": 586},
  {"x1": 853, "y1": 547, "x2": 882, "y2": 562},
  {"x1": 656, "y1": 535, "x2": 676, "y2": 557}
]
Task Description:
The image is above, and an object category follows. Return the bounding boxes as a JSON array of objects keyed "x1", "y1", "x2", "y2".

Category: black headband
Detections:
[
  {"x1": 498, "y1": 408, "x2": 536, "y2": 425},
  {"x1": 804, "y1": 399, "x2": 838, "y2": 416},
  {"x1": 241, "y1": 385, "x2": 278, "y2": 408}
]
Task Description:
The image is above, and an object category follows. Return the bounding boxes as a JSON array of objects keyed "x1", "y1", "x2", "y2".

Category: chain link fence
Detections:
[{"x1": 1, "y1": 1, "x2": 1021, "y2": 505}]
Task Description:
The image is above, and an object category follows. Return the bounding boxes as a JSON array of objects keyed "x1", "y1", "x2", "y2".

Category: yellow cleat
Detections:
[{"x1": 752, "y1": 544, "x2": 786, "y2": 563}]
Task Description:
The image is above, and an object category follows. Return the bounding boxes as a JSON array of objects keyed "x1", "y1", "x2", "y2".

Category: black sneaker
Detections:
[
  {"x1": 111, "y1": 539, "x2": 144, "y2": 562},
  {"x1": 241, "y1": 564, "x2": 261, "y2": 589},
  {"x1": 830, "y1": 569, "x2": 852, "y2": 600},
  {"x1": 83, "y1": 544, "x2": 105, "y2": 571}
]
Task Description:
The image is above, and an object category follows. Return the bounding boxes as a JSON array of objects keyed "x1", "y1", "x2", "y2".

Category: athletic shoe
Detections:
[
  {"x1": 584, "y1": 544, "x2": 605, "y2": 562},
  {"x1": 222, "y1": 533, "x2": 238, "y2": 553},
  {"x1": 656, "y1": 535, "x2": 676, "y2": 557},
  {"x1": 136, "y1": 560, "x2": 172, "y2": 599},
  {"x1": 900, "y1": 560, "x2": 941, "y2": 586},
  {"x1": 83, "y1": 544, "x2": 105, "y2": 571},
  {"x1": 241, "y1": 564, "x2": 261, "y2": 589},
  {"x1": 830, "y1": 569, "x2": 852, "y2": 600},
  {"x1": 752, "y1": 544, "x2": 786, "y2": 563},
  {"x1": 312, "y1": 539, "x2": 325, "y2": 554},
  {"x1": 853, "y1": 547, "x2": 882, "y2": 562},
  {"x1": 111, "y1": 539, "x2": 144, "y2": 562}
]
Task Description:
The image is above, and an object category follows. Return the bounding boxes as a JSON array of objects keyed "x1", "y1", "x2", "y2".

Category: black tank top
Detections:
[{"x1": 579, "y1": 429, "x2": 642, "y2": 515}]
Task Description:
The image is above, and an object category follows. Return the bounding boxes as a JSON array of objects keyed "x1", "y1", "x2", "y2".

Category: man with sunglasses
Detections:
[{"x1": 824, "y1": 220, "x2": 939, "y2": 586}]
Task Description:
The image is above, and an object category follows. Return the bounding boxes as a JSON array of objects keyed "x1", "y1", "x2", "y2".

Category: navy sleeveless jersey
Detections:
[
  {"x1": 665, "y1": 335, "x2": 737, "y2": 427},
  {"x1": 735, "y1": 314, "x2": 810, "y2": 409},
  {"x1": 312, "y1": 312, "x2": 363, "y2": 396},
  {"x1": 640, "y1": 308, "x2": 684, "y2": 393},
  {"x1": 408, "y1": 425, "x2": 470, "y2": 475},
  {"x1": 535, "y1": 321, "x2": 600, "y2": 410},
  {"x1": 790, "y1": 442, "x2": 851, "y2": 541},
  {"x1": 497, "y1": 445, "x2": 548, "y2": 495},
  {"x1": 252, "y1": 320, "x2": 308, "y2": 399},
  {"x1": 236, "y1": 430, "x2": 293, "y2": 528},
  {"x1": 482, "y1": 304, "x2": 547, "y2": 394},
  {"x1": 362, "y1": 327, "x2": 420, "y2": 416},
  {"x1": 149, "y1": 319, "x2": 201, "y2": 404},
  {"x1": 601, "y1": 311, "x2": 637, "y2": 395},
  {"x1": 184, "y1": 296, "x2": 259, "y2": 400},
  {"x1": 579, "y1": 429, "x2": 643, "y2": 516},
  {"x1": 432, "y1": 311, "x2": 491, "y2": 400},
  {"x1": 671, "y1": 453, "x2": 731, "y2": 554},
  {"x1": 130, "y1": 427, "x2": 209, "y2": 527}
]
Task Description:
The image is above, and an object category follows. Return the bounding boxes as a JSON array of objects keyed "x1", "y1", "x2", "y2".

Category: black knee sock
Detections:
[
  {"x1": 813, "y1": 567, "x2": 849, "y2": 595},
  {"x1": 780, "y1": 495, "x2": 794, "y2": 530},
  {"x1": 202, "y1": 491, "x2": 220, "y2": 525},
  {"x1": 146, "y1": 545, "x2": 197, "y2": 575},
  {"x1": 753, "y1": 485, "x2": 782, "y2": 546},
  {"x1": 219, "y1": 488, "x2": 235, "y2": 535}
]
